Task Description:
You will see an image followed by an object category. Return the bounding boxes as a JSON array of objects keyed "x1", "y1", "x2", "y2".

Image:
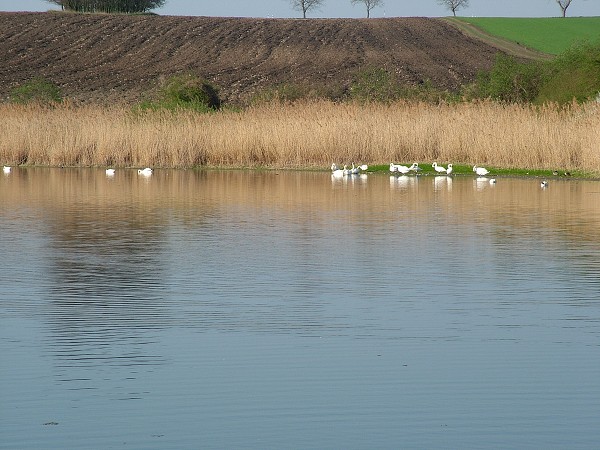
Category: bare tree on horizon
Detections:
[
  {"x1": 289, "y1": 0, "x2": 325, "y2": 18},
  {"x1": 350, "y1": 0, "x2": 384, "y2": 18},
  {"x1": 555, "y1": 0, "x2": 574, "y2": 17},
  {"x1": 437, "y1": 0, "x2": 470, "y2": 17}
]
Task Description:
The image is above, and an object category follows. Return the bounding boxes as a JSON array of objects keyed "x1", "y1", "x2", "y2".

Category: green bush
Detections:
[
  {"x1": 10, "y1": 78, "x2": 63, "y2": 105},
  {"x1": 468, "y1": 41, "x2": 600, "y2": 104},
  {"x1": 138, "y1": 74, "x2": 221, "y2": 112},
  {"x1": 536, "y1": 41, "x2": 600, "y2": 104},
  {"x1": 469, "y1": 54, "x2": 548, "y2": 103},
  {"x1": 349, "y1": 67, "x2": 400, "y2": 103}
]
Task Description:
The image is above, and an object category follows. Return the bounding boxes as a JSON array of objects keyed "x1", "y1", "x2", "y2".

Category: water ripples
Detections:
[{"x1": 1, "y1": 169, "x2": 600, "y2": 449}]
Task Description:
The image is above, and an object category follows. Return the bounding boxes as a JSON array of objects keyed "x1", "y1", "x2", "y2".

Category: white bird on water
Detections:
[
  {"x1": 106, "y1": 168, "x2": 115, "y2": 176},
  {"x1": 138, "y1": 167, "x2": 153, "y2": 176},
  {"x1": 446, "y1": 163, "x2": 453, "y2": 175},
  {"x1": 473, "y1": 165, "x2": 490, "y2": 176},
  {"x1": 3, "y1": 166, "x2": 11, "y2": 174},
  {"x1": 541, "y1": 180, "x2": 549, "y2": 188},
  {"x1": 432, "y1": 162, "x2": 447, "y2": 174},
  {"x1": 331, "y1": 163, "x2": 344, "y2": 178}
]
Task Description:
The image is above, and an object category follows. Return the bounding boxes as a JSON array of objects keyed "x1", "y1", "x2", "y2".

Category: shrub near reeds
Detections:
[
  {"x1": 9, "y1": 77, "x2": 63, "y2": 106},
  {"x1": 0, "y1": 100, "x2": 599, "y2": 172},
  {"x1": 469, "y1": 42, "x2": 600, "y2": 105}
]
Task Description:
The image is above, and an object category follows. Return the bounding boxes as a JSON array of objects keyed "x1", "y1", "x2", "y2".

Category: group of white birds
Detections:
[
  {"x1": 4, "y1": 165, "x2": 152, "y2": 177},
  {"x1": 389, "y1": 162, "x2": 423, "y2": 174},
  {"x1": 331, "y1": 163, "x2": 368, "y2": 178},
  {"x1": 104, "y1": 167, "x2": 153, "y2": 177},
  {"x1": 3, "y1": 163, "x2": 549, "y2": 188}
]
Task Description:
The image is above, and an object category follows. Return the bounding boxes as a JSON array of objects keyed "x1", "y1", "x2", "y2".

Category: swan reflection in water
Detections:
[{"x1": 434, "y1": 175, "x2": 452, "y2": 192}]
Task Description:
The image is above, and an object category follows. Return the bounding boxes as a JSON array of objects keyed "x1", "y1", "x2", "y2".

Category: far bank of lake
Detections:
[{"x1": 1, "y1": 100, "x2": 599, "y2": 175}]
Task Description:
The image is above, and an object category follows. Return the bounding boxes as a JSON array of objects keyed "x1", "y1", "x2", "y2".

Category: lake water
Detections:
[{"x1": 1, "y1": 168, "x2": 599, "y2": 449}]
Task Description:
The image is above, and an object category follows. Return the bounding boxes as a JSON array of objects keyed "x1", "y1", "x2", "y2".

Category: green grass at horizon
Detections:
[{"x1": 455, "y1": 17, "x2": 600, "y2": 55}]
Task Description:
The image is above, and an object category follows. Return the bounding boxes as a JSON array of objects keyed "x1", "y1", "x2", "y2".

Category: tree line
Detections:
[
  {"x1": 292, "y1": 0, "x2": 579, "y2": 19},
  {"x1": 46, "y1": 0, "x2": 165, "y2": 13},
  {"x1": 46, "y1": 0, "x2": 580, "y2": 18}
]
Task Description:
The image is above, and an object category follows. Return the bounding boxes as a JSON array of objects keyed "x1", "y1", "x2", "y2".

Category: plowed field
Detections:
[{"x1": 0, "y1": 12, "x2": 506, "y2": 105}]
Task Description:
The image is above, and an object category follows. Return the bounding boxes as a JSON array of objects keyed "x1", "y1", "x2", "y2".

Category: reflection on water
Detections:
[{"x1": 1, "y1": 168, "x2": 600, "y2": 449}]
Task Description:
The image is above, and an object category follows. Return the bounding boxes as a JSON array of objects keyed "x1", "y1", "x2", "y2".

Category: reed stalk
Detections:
[{"x1": 1, "y1": 100, "x2": 598, "y2": 172}]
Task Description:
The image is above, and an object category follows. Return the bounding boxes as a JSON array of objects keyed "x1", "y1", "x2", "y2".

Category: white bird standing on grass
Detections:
[
  {"x1": 473, "y1": 165, "x2": 490, "y2": 176},
  {"x1": 350, "y1": 163, "x2": 368, "y2": 174},
  {"x1": 446, "y1": 163, "x2": 453, "y2": 175},
  {"x1": 409, "y1": 162, "x2": 422, "y2": 173},
  {"x1": 390, "y1": 163, "x2": 410, "y2": 174},
  {"x1": 432, "y1": 162, "x2": 447, "y2": 174}
]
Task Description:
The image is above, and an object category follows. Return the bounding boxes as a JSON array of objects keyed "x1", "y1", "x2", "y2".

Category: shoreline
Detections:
[
  {"x1": 1, "y1": 100, "x2": 599, "y2": 176},
  {"x1": 4, "y1": 164, "x2": 597, "y2": 181}
]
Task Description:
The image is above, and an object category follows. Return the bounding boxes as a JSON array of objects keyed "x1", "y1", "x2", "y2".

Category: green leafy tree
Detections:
[
  {"x1": 350, "y1": 0, "x2": 384, "y2": 18},
  {"x1": 46, "y1": 0, "x2": 165, "y2": 13}
]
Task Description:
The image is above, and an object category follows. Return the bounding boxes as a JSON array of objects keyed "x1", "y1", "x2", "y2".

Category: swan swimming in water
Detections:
[
  {"x1": 331, "y1": 163, "x2": 344, "y2": 178},
  {"x1": 3, "y1": 166, "x2": 11, "y2": 174},
  {"x1": 432, "y1": 162, "x2": 447, "y2": 174},
  {"x1": 473, "y1": 165, "x2": 490, "y2": 176},
  {"x1": 105, "y1": 168, "x2": 115, "y2": 176},
  {"x1": 541, "y1": 180, "x2": 548, "y2": 188},
  {"x1": 138, "y1": 167, "x2": 153, "y2": 176}
]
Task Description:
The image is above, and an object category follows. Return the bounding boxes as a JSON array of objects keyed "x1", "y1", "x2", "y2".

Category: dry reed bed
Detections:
[{"x1": 1, "y1": 101, "x2": 599, "y2": 172}]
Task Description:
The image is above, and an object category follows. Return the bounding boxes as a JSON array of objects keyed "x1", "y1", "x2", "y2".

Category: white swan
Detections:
[
  {"x1": 432, "y1": 162, "x2": 447, "y2": 174},
  {"x1": 350, "y1": 163, "x2": 368, "y2": 174},
  {"x1": 3, "y1": 166, "x2": 11, "y2": 174},
  {"x1": 331, "y1": 163, "x2": 344, "y2": 178},
  {"x1": 541, "y1": 180, "x2": 548, "y2": 188},
  {"x1": 489, "y1": 178, "x2": 497, "y2": 184},
  {"x1": 105, "y1": 168, "x2": 115, "y2": 176},
  {"x1": 446, "y1": 163, "x2": 453, "y2": 175},
  {"x1": 473, "y1": 165, "x2": 489, "y2": 176},
  {"x1": 409, "y1": 162, "x2": 422, "y2": 173},
  {"x1": 138, "y1": 167, "x2": 153, "y2": 176},
  {"x1": 390, "y1": 163, "x2": 410, "y2": 174}
]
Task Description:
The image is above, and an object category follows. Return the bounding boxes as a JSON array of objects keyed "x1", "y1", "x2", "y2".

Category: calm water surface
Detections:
[{"x1": 1, "y1": 168, "x2": 599, "y2": 449}]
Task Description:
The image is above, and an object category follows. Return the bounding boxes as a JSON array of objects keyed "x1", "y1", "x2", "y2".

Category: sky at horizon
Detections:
[{"x1": 2, "y1": 0, "x2": 600, "y2": 18}]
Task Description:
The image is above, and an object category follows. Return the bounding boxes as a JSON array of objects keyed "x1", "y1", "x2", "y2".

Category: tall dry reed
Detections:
[{"x1": 1, "y1": 100, "x2": 598, "y2": 172}]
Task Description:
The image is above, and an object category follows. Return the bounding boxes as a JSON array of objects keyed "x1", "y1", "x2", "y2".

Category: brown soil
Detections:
[{"x1": 0, "y1": 12, "x2": 512, "y2": 105}]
